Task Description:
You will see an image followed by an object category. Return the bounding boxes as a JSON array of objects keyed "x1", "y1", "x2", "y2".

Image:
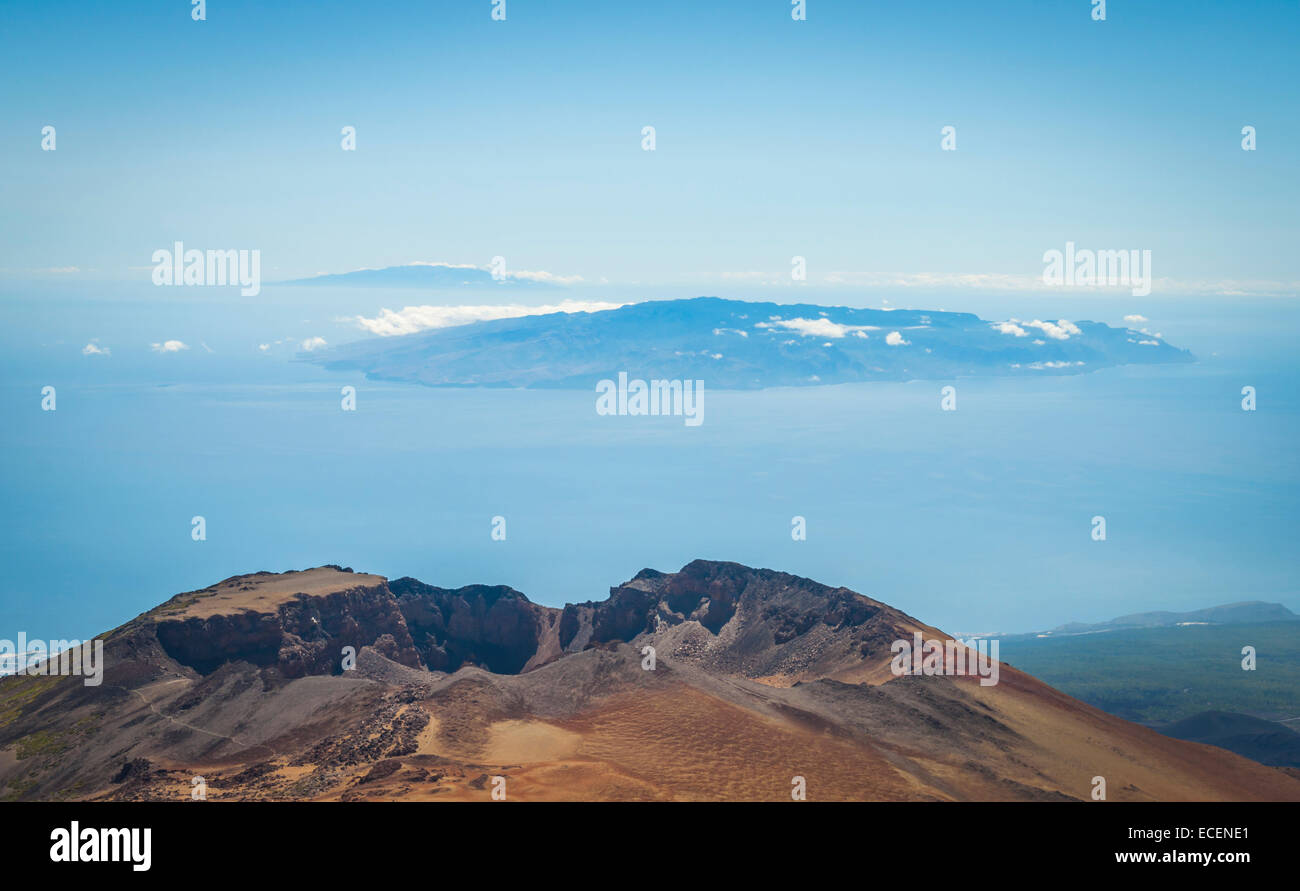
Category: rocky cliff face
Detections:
[
  {"x1": 141, "y1": 560, "x2": 922, "y2": 685},
  {"x1": 154, "y1": 577, "x2": 421, "y2": 678},
  {"x1": 387, "y1": 578, "x2": 559, "y2": 674},
  {"x1": 557, "y1": 559, "x2": 924, "y2": 683},
  {"x1": 142, "y1": 568, "x2": 568, "y2": 680}
]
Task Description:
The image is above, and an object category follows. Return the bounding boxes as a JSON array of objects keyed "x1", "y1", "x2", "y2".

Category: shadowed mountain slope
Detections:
[{"x1": 1158, "y1": 710, "x2": 1300, "y2": 768}]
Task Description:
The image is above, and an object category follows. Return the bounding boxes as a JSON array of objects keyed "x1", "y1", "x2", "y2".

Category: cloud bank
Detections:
[{"x1": 351, "y1": 300, "x2": 626, "y2": 336}]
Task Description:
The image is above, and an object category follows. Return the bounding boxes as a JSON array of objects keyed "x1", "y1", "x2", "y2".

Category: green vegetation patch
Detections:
[
  {"x1": 15, "y1": 729, "x2": 69, "y2": 760},
  {"x1": 1000, "y1": 622, "x2": 1300, "y2": 724},
  {"x1": 0, "y1": 675, "x2": 64, "y2": 728}
]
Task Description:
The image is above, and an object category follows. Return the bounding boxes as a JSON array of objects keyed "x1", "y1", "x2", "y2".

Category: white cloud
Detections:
[
  {"x1": 150, "y1": 340, "x2": 189, "y2": 353},
  {"x1": 1022, "y1": 319, "x2": 1081, "y2": 341},
  {"x1": 719, "y1": 271, "x2": 790, "y2": 286},
  {"x1": 257, "y1": 338, "x2": 296, "y2": 353},
  {"x1": 507, "y1": 269, "x2": 585, "y2": 285},
  {"x1": 885, "y1": 331, "x2": 910, "y2": 346},
  {"x1": 351, "y1": 300, "x2": 625, "y2": 336},
  {"x1": 985, "y1": 316, "x2": 1084, "y2": 341},
  {"x1": 1137, "y1": 339, "x2": 1159, "y2": 346},
  {"x1": 1123, "y1": 314, "x2": 1148, "y2": 323},
  {"x1": 822, "y1": 271, "x2": 1045, "y2": 291},
  {"x1": 0, "y1": 265, "x2": 83, "y2": 276},
  {"x1": 1021, "y1": 361, "x2": 1086, "y2": 369},
  {"x1": 81, "y1": 341, "x2": 109, "y2": 356},
  {"x1": 300, "y1": 336, "x2": 328, "y2": 351},
  {"x1": 754, "y1": 317, "x2": 878, "y2": 338},
  {"x1": 814, "y1": 271, "x2": 1300, "y2": 297},
  {"x1": 337, "y1": 261, "x2": 479, "y2": 274}
]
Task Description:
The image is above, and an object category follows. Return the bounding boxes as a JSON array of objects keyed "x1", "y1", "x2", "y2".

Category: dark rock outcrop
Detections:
[
  {"x1": 155, "y1": 580, "x2": 421, "y2": 678},
  {"x1": 388, "y1": 578, "x2": 556, "y2": 674},
  {"x1": 110, "y1": 758, "x2": 152, "y2": 784}
]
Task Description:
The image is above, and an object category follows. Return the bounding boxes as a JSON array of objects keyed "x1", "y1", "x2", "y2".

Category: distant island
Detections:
[
  {"x1": 1002, "y1": 601, "x2": 1300, "y2": 641},
  {"x1": 278, "y1": 262, "x2": 560, "y2": 290},
  {"x1": 309, "y1": 296, "x2": 1193, "y2": 389}
]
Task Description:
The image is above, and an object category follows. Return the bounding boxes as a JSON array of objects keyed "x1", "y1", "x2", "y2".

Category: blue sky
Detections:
[{"x1": 2, "y1": 0, "x2": 1297, "y2": 295}]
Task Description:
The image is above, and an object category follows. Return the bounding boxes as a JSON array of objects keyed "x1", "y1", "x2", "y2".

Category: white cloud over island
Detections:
[
  {"x1": 993, "y1": 319, "x2": 1082, "y2": 341},
  {"x1": 350, "y1": 300, "x2": 625, "y2": 336},
  {"x1": 754, "y1": 318, "x2": 878, "y2": 338}
]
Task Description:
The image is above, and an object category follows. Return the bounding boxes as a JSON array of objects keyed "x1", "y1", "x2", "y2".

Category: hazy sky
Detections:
[{"x1": 2, "y1": 0, "x2": 1297, "y2": 295}]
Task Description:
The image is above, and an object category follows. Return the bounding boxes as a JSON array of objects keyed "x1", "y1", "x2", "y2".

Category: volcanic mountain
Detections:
[
  {"x1": 278, "y1": 262, "x2": 561, "y2": 290},
  {"x1": 1, "y1": 561, "x2": 1295, "y2": 802}
]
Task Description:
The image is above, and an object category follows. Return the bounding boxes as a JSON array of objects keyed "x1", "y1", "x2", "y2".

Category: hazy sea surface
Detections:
[{"x1": 2, "y1": 283, "x2": 1297, "y2": 640}]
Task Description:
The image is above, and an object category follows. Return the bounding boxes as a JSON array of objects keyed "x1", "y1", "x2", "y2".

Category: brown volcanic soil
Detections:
[
  {"x1": 155, "y1": 567, "x2": 389, "y2": 620},
  {"x1": 1, "y1": 561, "x2": 1297, "y2": 803}
]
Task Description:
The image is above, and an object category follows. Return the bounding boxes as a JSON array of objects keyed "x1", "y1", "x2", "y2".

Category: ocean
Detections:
[{"x1": 2, "y1": 283, "x2": 1297, "y2": 641}]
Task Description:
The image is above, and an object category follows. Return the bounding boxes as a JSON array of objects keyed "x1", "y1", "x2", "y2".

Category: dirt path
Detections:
[{"x1": 115, "y1": 678, "x2": 284, "y2": 759}]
